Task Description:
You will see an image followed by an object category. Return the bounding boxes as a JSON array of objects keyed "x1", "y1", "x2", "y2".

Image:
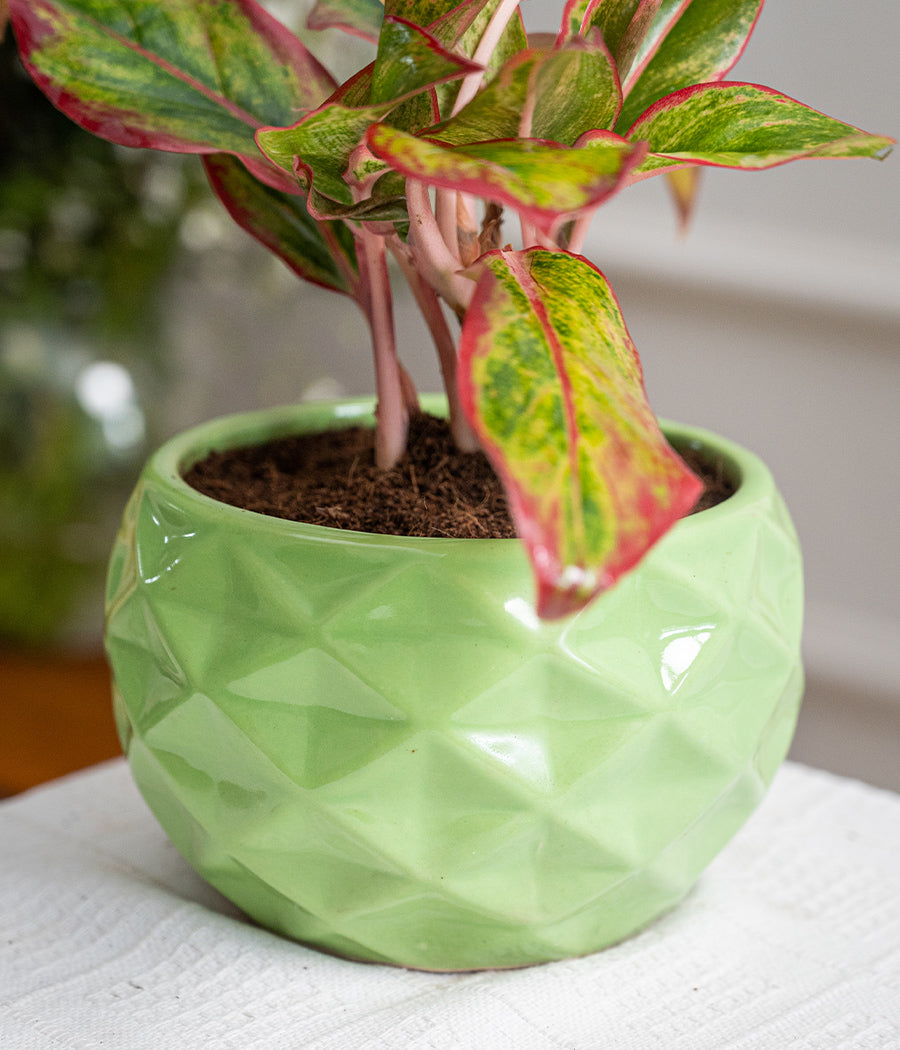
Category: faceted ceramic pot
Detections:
[{"x1": 105, "y1": 398, "x2": 803, "y2": 971}]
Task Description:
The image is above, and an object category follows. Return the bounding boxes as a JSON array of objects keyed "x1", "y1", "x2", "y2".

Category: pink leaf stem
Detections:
[
  {"x1": 389, "y1": 237, "x2": 480, "y2": 452},
  {"x1": 406, "y1": 179, "x2": 476, "y2": 315},
  {"x1": 565, "y1": 206, "x2": 596, "y2": 254},
  {"x1": 356, "y1": 226, "x2": 410, "y2": 468},
  {"x1": 435, "y1": 188, "x2": 463, "y2": 263},
  {"x1": 451, "y1": 0, "x2": 524, "y2": 117}
]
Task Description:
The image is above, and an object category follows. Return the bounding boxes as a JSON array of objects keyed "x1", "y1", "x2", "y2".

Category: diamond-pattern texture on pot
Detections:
[{"x1": 105, "y1": 405, "x2": 804, "y2": 971}]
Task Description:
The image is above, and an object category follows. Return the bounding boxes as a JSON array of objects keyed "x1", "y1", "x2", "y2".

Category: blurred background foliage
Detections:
[{"x1": 0, "y1": 29, "x2": 210, "y2": 648}]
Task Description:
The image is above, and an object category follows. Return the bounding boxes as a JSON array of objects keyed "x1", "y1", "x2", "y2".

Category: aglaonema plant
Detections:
[{"x1": 6, "y1": 0, "x2": 893, "y2": 618}]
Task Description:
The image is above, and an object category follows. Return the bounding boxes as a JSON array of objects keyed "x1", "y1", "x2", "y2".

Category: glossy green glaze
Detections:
[{"x1": 105, "y1": 398, "x2": 804, "y2": 971}]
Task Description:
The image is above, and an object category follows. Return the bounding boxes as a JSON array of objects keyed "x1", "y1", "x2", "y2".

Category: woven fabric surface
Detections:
[{"x1": 2, "y1": 759, "x2": 899, "y2": 1049}]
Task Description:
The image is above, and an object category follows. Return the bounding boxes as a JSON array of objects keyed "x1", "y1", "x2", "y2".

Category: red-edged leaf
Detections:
[
  {"x1": 258, "y1": 100, "x2": 399, "y2": 205},
  {"x1": 429, "y1": 36, "x2": 622, "y2": 147},
  {"x1": 307, "y1": 0, "x2": 384, "y2": 42},
  {"x1": 560, "y1": 0, "x2": 662, "y2": 81},
  {"x1": 458, "y1": 248, "x2": 702, "y2": 619},
  {"x1": 372, "y1": 15, "x2": 482, "y2": 105},
  {"x1": 627, "y1": 82, "x2": 896, "y2": 176},
  {"x1": 9, "y1": 0, "x2": 336, "y2": 157},
  {"x1": 618, "y1": 0, "x2": 762, "y2": 132},
  {"x1": 203, "y1": 154, "x2": 359, "y2": 296},
  {"x1": 426, "y1": 0, "x2": 528, "y2": 64},
  {"x1": 367, "y1": 124, "x2": 643, "y2": 232},
  {"x1": 426, "y1": 0, "x2": 528, "y2": 117},
  {"x1": 257, "y1": 15, "x2": 481, "y2": 206}
]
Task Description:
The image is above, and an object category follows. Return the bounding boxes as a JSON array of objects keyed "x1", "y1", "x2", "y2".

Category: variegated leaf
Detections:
[
  {"x1": 9, "y1": 0, "x2": 336, "y2": 156},
  {"x1": 428, "y1": 38, "x2": 622, "y2": 147},
  {"x1": 372, "y1": 15, "x2": 481, "y2": 105},
  {"x1": 427, "y1": 0, "x2": 528, "y2": 116},
  {"x1": 560, "y1": 0, "x2": 662, "y2": 81},
  {"x1": 559, "y1": 0, "x2": 601, "y2": 41},
  {"x1": 367, "y1": 124, "x2": 642, "y2": 231},
  {"x1": 307, "y1": 0, "x2": 384, "y2": 42},
  {"x1": 440, "y1": 0, "x2": 527, "y2": 66},
  {"x1": 258, "y1": 16, "x2": 480, "y2": 206},
  {"x1": 627, "y1": 83, "x2": 896, "y2": 175},
  {"x1": 203, "y1": 153, "x2": 359, "y2": 295},
  {"x1": 618, "y1": 0, "x2": 762, "y2": 132},
  {"x1": 458, "y1": 248, "x2": 703, "y2": 619},
  {"x1": 258, "y1": 101, "x2": 398, "y2": 205},
  {"x1": 305, "y1": 174, "x2": 410, "y2": 224}
]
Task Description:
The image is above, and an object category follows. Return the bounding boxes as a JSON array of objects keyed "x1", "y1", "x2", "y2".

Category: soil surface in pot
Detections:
[{"x1": 184, "y1": 413, "x2": 734, "y2": 539}]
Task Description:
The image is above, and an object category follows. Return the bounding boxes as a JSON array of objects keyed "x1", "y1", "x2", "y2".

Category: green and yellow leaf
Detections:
[
  {"x1": 10, "y1": 0, "x2": 336, "y2": 156},
  {"x1": 371, "y1": 15, "x2": 481, "y2": 105},
  {"x1": 307, "y1": 0, "x2": 384, "y2": 42},
  {"x1": 618, "y1": 0, "x2": 762, "y2": 132},
  {"x1": 430, "y1": 37, "x2": 622, "y2": 146},
  {"x1": 459, "y1": 248, "x2": 703, "y2": 619},
  {"x1": 560, "y1": 0, "x2": 662, "y2": 81},
  {"x1": 367, "y1": 125, "x2": 641, "y2": 230},
  {"x1": 628, "y1": 83, "x2": 896, "y2": 175},
  {"x1": 258, "y1": 101, "x2": 399, "y2": 204}
]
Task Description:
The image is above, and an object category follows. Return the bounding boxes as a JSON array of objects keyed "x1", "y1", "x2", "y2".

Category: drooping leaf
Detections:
[
  {"x1": 306, "y1": 173, "x2": 410, "y2": 224},
  {"x1": 665, "y1": 165, "x2": 702, "y2": 230},
  {"x1": 627, "y1": 82, "x2": 896, "y2": 176},
  {"x1": 429, "y1": 38, "x2": 622, "y2": 147},
  {"x1": 371, "y1": 15, "x2": 481, "y2": 105},
  {"x1": 307, "y1": 0, "x2": 384, "y2": 42},
  {"x1": 367, "y1": 124, "x2": 643, "y2": 232},
  {"x1": 617, "y1": 0, "x2": 761, "y2": 132},
  {"x1": 203, "y1": 153, "x2": 359, "y2": 295},
  {"x1": 9, "y1": 0, "x2": 336, "y2": 157},
  {"x1": 458, "y1": 248, "x2": 703, "y2": 620}
]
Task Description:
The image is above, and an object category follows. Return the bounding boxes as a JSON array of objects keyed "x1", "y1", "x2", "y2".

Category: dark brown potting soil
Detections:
[{"x1": 183, "y1": 412, "x2": 734, "y2": 538}]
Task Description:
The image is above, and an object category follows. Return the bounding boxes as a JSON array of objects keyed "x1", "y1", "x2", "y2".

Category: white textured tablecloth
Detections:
[{"x1": 1, "y1": 760, "x2": 899, "y2": 1049}]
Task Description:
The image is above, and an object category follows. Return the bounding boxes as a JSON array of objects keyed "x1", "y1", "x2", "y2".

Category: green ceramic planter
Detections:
[{"x1": 105, "y1": 397, "x2": 803, "y2": 971}]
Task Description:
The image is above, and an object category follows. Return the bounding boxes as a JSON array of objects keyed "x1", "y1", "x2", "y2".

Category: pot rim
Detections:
[{"x1": 145, "y1": 395, "x2": 771, "y2": 545}]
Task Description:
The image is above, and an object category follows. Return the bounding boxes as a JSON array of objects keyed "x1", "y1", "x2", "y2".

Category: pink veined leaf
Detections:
[
  {"x1": 427, "y1": 0, "x2": 528, "y2": 77},
  {"x1": 558, "y1": 0, "x2": 603, "y2": 42},
  {"x1": 458, "y1": 248, "x2": 703, "y2": 620},
  {"x1": 8, "y1": 0, "x2": 337, "y2": 158}
]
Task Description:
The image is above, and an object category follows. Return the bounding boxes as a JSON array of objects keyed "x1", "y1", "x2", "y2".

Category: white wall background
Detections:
[{"x1": 168, "y1": 0, "x2": 900, "y2": 787}]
